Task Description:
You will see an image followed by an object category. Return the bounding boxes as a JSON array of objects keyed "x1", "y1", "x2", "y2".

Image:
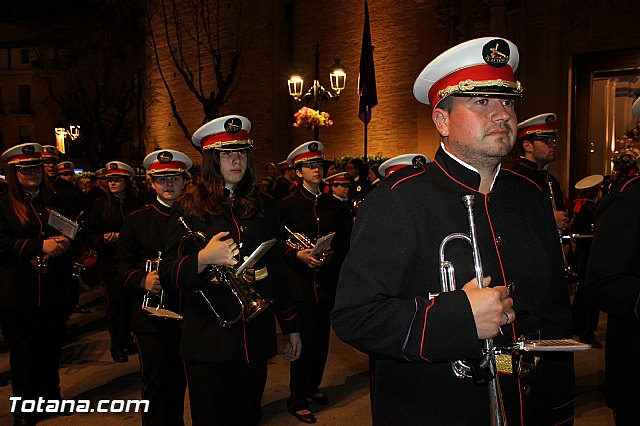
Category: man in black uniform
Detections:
[
  {"x1": 273, "y1": 160, "x2": 297, "y2": 199},
  {"x1": 280, "y1": 141, "x2": 350, "y2": 424},
  {"x1": 585, "y1": 98, "x2": 640, "y2": 426},
  {"x1": 331, "y1": 37, "x2": 574, "y2": 425},
  {"x1": 115, "y1": 149, "x2": 190, "y2": 426},
  {"x1": 510, "y1": 113, "x2": 569, "y2": 231}
]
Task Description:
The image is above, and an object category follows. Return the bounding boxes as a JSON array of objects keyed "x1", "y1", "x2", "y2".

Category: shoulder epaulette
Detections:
[
  {"x1": 129, "y1": 204, "x2": 153, "y2": 216},
  {"x1": 502, "y1": 168, "x2": 543, "y2": 192},
  {"x1": 390, "y1": 165, "x2": 427, "y2": 190}
]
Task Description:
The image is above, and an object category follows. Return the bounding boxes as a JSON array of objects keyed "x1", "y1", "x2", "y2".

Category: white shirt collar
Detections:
[{"x1": 441, "y1": 142, "x2": 501, "y2": 191}]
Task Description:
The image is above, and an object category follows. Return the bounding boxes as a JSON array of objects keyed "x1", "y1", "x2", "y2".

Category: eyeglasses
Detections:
[
  {"x1": 301, "y1": 163, "x2": 323, "y2": 170},
  {"x1": 333, "y1": 183, "x2": 350, "y2": 188},
  {"x1": 15, "y1": 165, "x2": 43, "y2": 175},
  {"x1": 107, "y1": 177, "x2": 125, "y2": 183},
  {"x1": 153, "y1": 176, "x2": 182, "y2": 184},
  {"x1": 533, "y1": 137, "x2": 558, "y2": 146}
]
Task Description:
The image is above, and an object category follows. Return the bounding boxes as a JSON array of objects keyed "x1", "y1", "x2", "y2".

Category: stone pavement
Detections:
[{"x1": 0, "y1": 286, "x2": 613, "y2": 425}]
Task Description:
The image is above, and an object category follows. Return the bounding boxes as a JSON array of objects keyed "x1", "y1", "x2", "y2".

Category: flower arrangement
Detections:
[{"x1": 293, "y1": 107, "x2": 333, "y2": 129}]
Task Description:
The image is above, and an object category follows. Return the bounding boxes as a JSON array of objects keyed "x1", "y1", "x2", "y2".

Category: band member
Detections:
[
  {"x1": 85, "y1": 161, "x2": 140, "y2": 363},
  {"x1": 377, "y1": 153, "x2": 431, "y2": 180},
  {"x1": 331, "y1": 37, "x2": 574, "y2": 425},
  {"x1": 56, "y1": 161, "x2": 76, "y2": 183},
  {"x1": 273, "y1": 160, "x2": 297, "y2": 199},
  {"x1": 345, "y1": 158, "x2": 370, "y2": 203},
  {"x1": 114, "y1": 149, "x2": 190, "y2": 425},
  {"x1": 585, "y1": 98, "x2": 640, "y2": 425},
  {"x1": 0, "y1": 143, "x2": 73, "y2": 426},
  {"x1": 280, "y1": 142, "x2": 350, "y2": 424},
  {"x1": 158, "y1": 115, "x2": 301, "y2": 426},
  {"x1": 510, "y1": 113, "x2": 568, "y2": 231}
]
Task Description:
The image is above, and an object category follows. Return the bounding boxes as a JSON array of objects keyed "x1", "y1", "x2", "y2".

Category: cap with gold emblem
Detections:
[
  {"x1": 323, "y1": 171, "x2": 350, "y2": 185},
  {"x1": 95, "y1": 167, "x2": 107, "y2": 180},
  {"x1": 41, "y1": 145, "x2": 60, "y2": 161},
  {"x1": 414, "y1": 37, "x2": 522, "y2": 108},
  {"x1": 105, "y1": 161, "x2": 135, "y2": 178},
  {"x1": 287, "y1": 141, "x2": 324, "y2": 167},
  {"x1": 57, "y1": 161, "x2": 75, "y2": 174},
  {"x1": 378, "y1": 153, "x2": 431, "y2": 178},
  {"x1": 143, "y1": 149, "x2": 193, "y2": 176},
  {"x1": 2, "y1": 143, "x2": 44, "y2": 166},
  {"x1": 517, "y1": 113, "x2": 558, "y2": 143},
  {"x1": 191, "y1": 115, "x2": 253, "y2": 151}
]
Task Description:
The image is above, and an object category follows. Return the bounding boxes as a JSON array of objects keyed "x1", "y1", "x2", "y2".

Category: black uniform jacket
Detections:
[
  {"x1": 0, "y1": 191, "x2": 71, "y2": 308},
  {"x1": 114, "y1": 199, "x2": 182, "y2": 334},
  {"x1": 331, "y1": 148, "x2": 572, "y2": 424},
  {"x1": 159, "y1": 193, "x2": 299, "y2": 363},
  {"x1": 279, "y1": 186, "x2": 350, "y2": 304},
  {"x1": 85, "y1": 195, "x2": 139, "y2": 274},
  {"x1": 510, "y1": 157, "x2": 566, "y2": 211},
  {"x1": 585, "y1": 175, "x2": 640, "y2": 411}
]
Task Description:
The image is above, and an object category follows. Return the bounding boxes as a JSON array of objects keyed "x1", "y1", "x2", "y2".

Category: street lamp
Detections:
[
  {"x1": 54, "y1": 125, "x2": 80, "y2": 158},
  {"x1": 288, "y1": 41, "x2": 346, "y2": 139}
]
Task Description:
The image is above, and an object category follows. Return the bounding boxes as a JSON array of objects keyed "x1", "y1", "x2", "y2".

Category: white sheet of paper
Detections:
[
  {"x1": 310, "y1": 232, "x2": 335, "y2": 257},
  {"x1": 236, "y1": 238, "x2": 277, "y2": 276},
  {"x1": 47, "y1": 210, "x2": 79, "y2": 240}
]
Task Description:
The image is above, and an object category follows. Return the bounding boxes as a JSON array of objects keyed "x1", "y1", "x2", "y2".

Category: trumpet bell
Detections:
[{"x1": 244, "y1": 298, "x2": 273, "y2": 322}]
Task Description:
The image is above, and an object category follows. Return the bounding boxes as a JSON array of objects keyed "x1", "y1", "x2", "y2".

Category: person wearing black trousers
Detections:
[
  {"x1": 115, "y1": 149, "x2": 192, "y2": 425},
  {"x1": 159, "y1": 115, "x2": 301, "y2": 426},
  {"x1": 0, "y1": 143, "x2": 73, "y2": 426},
  {"x1": 280, "y1": 141, "x2": 350, "y2": 424},
  {"x1": 85, "y1": 161, "x2": 140, "y2": 363}
]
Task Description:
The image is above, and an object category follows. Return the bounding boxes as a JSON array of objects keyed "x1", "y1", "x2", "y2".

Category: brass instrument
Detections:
[
  {"x1": 284, "y1": 226, "x2": 332, "y2": 263},
  {"x1": 430, "y1": 195, "x2": 508, "y2": 426},
  {"x1": 142, "y1": 251, "x2": 183, "y2": 320},
  {"x1": 547, "y1": 181, "x2": 578, "y2": 282},
  {"x1": 177, "y1": 216, "x2": 273, "y2": 328}
]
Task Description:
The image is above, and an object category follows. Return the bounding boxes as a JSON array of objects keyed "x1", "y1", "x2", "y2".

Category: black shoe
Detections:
[
  {"x1": 290, "y1": 409, "x2": 317, "y2": 424},
  {"x1": 307, "y1": 392, "x2": 328, "y2": 405},
  {"x1": 13, "y1": 414, "x2": 33, "y2": 426},
  {"x1": 111, "y1": 351, "x2": 128, "y2": 363}
]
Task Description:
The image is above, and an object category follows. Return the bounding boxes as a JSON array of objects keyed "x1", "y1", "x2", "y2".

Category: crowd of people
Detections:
[{"x1": 0, "y1": 35, "x2": 639, "y2": 426}]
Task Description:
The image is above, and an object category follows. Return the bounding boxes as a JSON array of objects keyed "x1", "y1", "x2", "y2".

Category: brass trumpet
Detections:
[
  {"x1": 142, "y1": 251, "x2": 183, "y2": 320},
  {"x1": 547, "y1": 181, "x2": 579, "y2": 282},
  {"x1": 430, "y1": 195, "x2": 507, "y2": 426},
  {"x1": 284, "y1": 226, "x2": 332, "y2": 263},
  {"x1": 177, "y1": 216, "x2": 273, "y2": 328}
]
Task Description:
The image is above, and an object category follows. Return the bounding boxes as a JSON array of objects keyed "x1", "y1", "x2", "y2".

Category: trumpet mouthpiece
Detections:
[{"x1": 462, "y1": 194, "x2": 475, "y2": 207}]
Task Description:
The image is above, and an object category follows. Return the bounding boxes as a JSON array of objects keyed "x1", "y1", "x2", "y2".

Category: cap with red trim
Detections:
[
  {"x1": 191, "y1": 115, "x2": 253, "y2": 151},
  {"x1": 378, "y1": 153, "x2": 431, "y2": 178},
  {"x1": 41, "y1": 145, "x2": 59, "y2": 161},
  {"x1": 323, "y1": 171, "x2": 350, "y2": 185},
  {"x1": 414, "y1": 37, "x2": 522, "y2": 108},
  {"x1": 278, "y1": 160, "x2": 292, "y2": 170},
  {"x1": 287, "y1": 141, "x2": 324, "y2": 167},
  {"x1": 57, "y1": 161, "x2": 75, "y2": 174},
  {"x1": 517, "y1": 113, "x2": 558, "y2": 143},
  {"x1": 95, "y1": 168, "x2": 107, "y2": 179},
  {"x1": 2, "y1": 143, "x2": 43, "y2": 166},
  {"x1": 633, "y1": 97, "x2": 640, "y2": 117},
  {"x1": 105, "y1": 161, "x2": 134, "y2": 177},
  {"x1": 143, "y1": 149, "x2": 192, "y2": 176}
]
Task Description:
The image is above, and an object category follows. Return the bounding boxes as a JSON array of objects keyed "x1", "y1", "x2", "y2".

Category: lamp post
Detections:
[
  {"x1": 54, "y1": 125, "x2": 80, "y2": 159},
  {"x1": 288, "y1": 41, "x2": 346, "y2": 140}
]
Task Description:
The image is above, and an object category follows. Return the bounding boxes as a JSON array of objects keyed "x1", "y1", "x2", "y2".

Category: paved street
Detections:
[{"x1": 0, "y1": 286, "x2": 612, "y2": 425}]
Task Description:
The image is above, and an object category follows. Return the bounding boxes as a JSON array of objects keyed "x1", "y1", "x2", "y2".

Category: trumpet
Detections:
[
  {"x1": 284, "y1": 226, "x2": 332, "y2": 263},
  {"x1": 177, "y1": 216, "x2": 273, "y2": 328},
  {"x1": 431, "y1": 195, "x2": 508, "y2": 426},
  {"x1": 547, "y1": 181, "x2": 578, "y2": 282},
  {"x1": 142, "y1": 251, "x2": 183, "y2": 320}
]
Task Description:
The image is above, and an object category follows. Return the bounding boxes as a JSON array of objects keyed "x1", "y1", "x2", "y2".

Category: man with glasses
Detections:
[
  {"x1": 280, "y1": 141, "x2": 350, "y2": 423},
  {"x1": 510, "y1": 113, "x2": 568, "y2": 231}
]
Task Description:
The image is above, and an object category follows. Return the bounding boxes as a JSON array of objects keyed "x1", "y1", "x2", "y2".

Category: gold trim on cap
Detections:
[
  {"x1": 437, "y1": 79, "x2": 523, "y2": 99},
  {"x1": 202, "y1": 139, "x2": 254, "y2": 151}
]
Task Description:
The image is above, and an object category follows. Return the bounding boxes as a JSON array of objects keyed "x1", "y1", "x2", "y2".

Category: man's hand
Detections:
[
  {"x1": 462, "y1": 277, "x2": 514, "y2": 339},
  {"x1": 554, "y1": 210, "x2": 568, "y2": 231},
  {"x1": 144, "y1": 271, "x2": 162, "y2": 293},
  {"x1": 283, "y1": 332, "x2": 302, "y2": 361},
  {"x1": 296, "y1": 249, "x2": 324, "y2": 268},
  {"x1": 42, "y1": 236, "x2": 71, "y2": 257}
]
